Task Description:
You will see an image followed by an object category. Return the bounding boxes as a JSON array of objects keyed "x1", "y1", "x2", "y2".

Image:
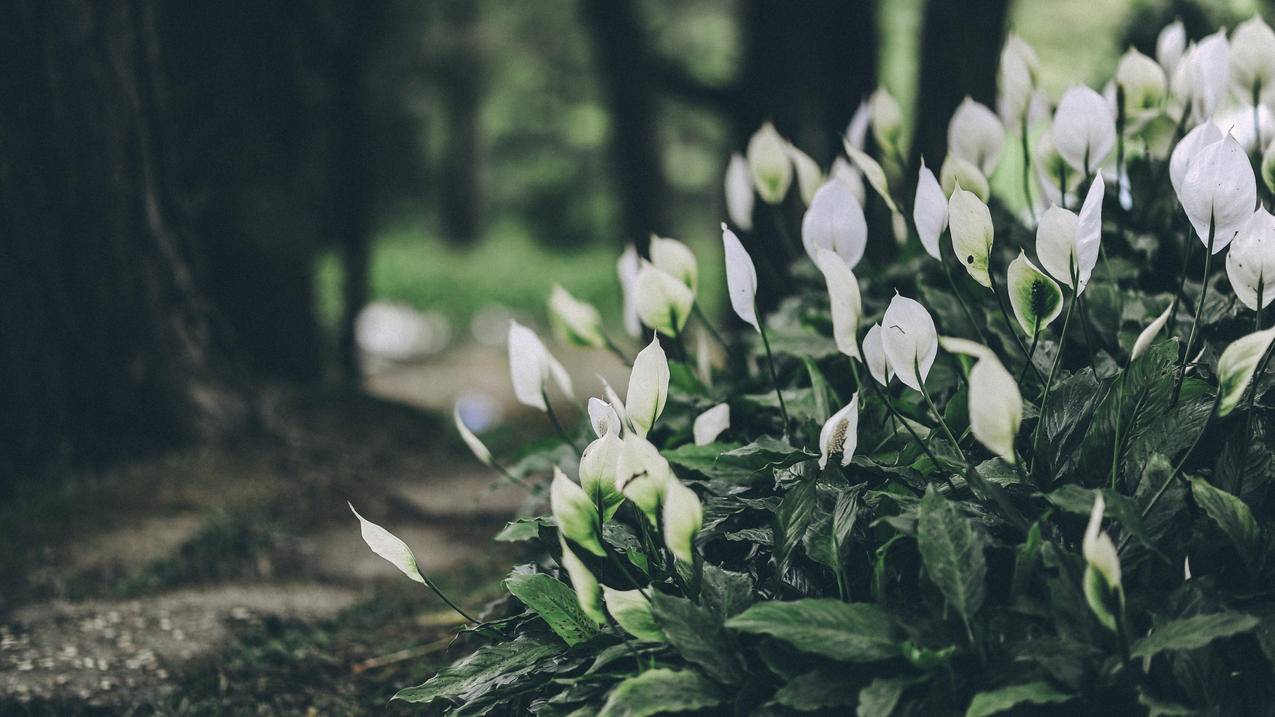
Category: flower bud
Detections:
[
  {"x1": 801, "y1": 179, "x2": 867, "y2": 269},
  {"x1": 1130, "y1": 302, "x2": 1173, "y2": 360},
  {"x1": 1156, "y1": 20, "x2": 1186, "y2": 77},
  {"x1": 649, "y1": 235, "x2": 699, "y2": 293},
  {"x1": 453, "y1": 403, "x2": 492, "y2": 467},
  {"x1": 508, "y1": 320, "x2": 574, "y2": 412},
  {"x1": 869, "y1": 87, "x2": 904, "y2": 156},
  {"x1": 616, "y1": 434, "x2": 672, "y2": 526},
  {"x1": 559, "y1": 537, "x2": 605, "y2": 624},
  {"x1": 548, "y1": 284, "x2": 605, "y2": 348},
  {"x1": 813, "y1": 248, "x2": 863, "y2": 360},
  {"x1": 748, "y1": 122, "x2": 793, "y2": 204},
  {"x1": 1229, "y1": 15, "x2": 1275, "y2": 105},
  {"x1": 1007, "y1": 252, "x2": 1063, "y2": 336},
  {"x1": 998, "y1": 34, "x2": 1040, "y2": 128},
  {"x1": 603, "y1": 587, "x2": 664, "y2": 642},
  {"x1": 1177, "y1": 135, "x2": 1256, "y2": 253},
  {"x1": 662, "y1": 479, "x2": 703, "y2": 564},
  {"x1": 1116, "y1": 48, "x2": 1168, "y2": 121},
  {"x1": 939, "y1": 154, "x2": 989, "y2": 203},
  {"x1": 938, "y1": 336, "x2": 998, "y2": 363},
  {"x1": 692, "y1": 403, "x2": 730, "y2": 446},
  {"x1": 722, "y1": 224, "x2": 761, "y2": 332},
  {"x1": 947, "y1": 185, "x2": 995, "y2": 288},
  {"x1": 580, "y1": 431, "x2": 624, "y2": 521},
  {"x1": 1082, "y1": 494, "x2": 1123, "y2": 632},
  {"x1": 1217, "y1": 326, "x2": 1275, "y2": 416},
  {"x1": 1227, "y1": 208, "x2": 1275, "y2": 311},
  {"x1": 551, "y1": 467, "x2": 604, "y2": 556},
  {"x1": 913, "y1": 159, "x2": 947, "y2": 261},
  {"x1": 947, "y1": 97, "x2": 1005, "y2": 176},
  {"x1": 725, "y1": 152, "x2": 755, "y2": 231},
  {"x1": 634, "y1": 263, "x2": 694, "y2": 337},
  {"x1": 785, "y1": 142, "x2": 823, "y2": 206},
  {"x1": 617, "y1": 244, "x2": 642, "y2": 339},
  {"x1": 864, "y1": 323, "x2": 893, "y2": 386},
  {"x1": 1052, "y1": 85, "x2": 1116, "y2": 175},
  {"x1": 626, "y1": 335, "x2": 669, "y2": 438},
  {"x1": 818, "y1": 393, "x2": 860, "y2": 469},
  {"x1": 881, "y1": 294, "x2": 937, "y2": 392}
]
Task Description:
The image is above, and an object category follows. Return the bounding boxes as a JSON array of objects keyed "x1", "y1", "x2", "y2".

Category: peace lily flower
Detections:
[
  {"x1": 508, "y1": 320, "x2": 574, "y2": 412},
  {"x1": 947, "y1": 184, "x2": 995, "y2": 288},
  {"x1": 1169, "y1": 122, "x2": 1223, "y2": 197},
  {"x1": 579, "y1": 420, "x2": 624, "y2": 521},
  {"x1": 913, "y1": 160, "x2": 947, "y2": 261},
  {"x1": 1130, "y1": 301, "x2": 1173, "y2": 360},
  {"x1": 830, "y1": 156, "x2": 867, "y2": 205},
  {"x1": 1036, "y1": 175, "x2": 1105, "y2": 294},
  {"x1": 724, "y1": 152, "x2": 755, "y2": 231},
  {"x1": 617, "y1": 245, "x2": 642, "y2": 338},
  {"x1": 1229, "y1": 15, "x2": 1275, "y2": 106},
  {"x1": 842, "y1": 140, "x2": 899, "y2": 213},
  {"x1": 869, "y1": 87, "x2": 904, "y2": 157},
  {"x1": 548, "y1": 284, "x2": 606, "y2": 349},
  {"x1": 1156, "y1": 20, "x2": 1187, "y2": 77},
  {"x1": 551, "y1": 466, "x2": 605, "y2": 556},
  {"x1": 1006, "y1": 252, "x2": 1063, "y2": 336},
  {"x1": 1217, "y1": 326, "x2": 1275, "y2": 416},
  {"x1": 1052, "y1": 86, "x2": 1116, "y2": 175},
  {"x1": 1227, "y1": 208, "x2": 1275, "y2": 311},
  {"x1": 1115, "y1": 48, "x2": 1168, "y2": 127},
  {"x1": 1082, "y1": 494, "x2": 1124, "y2": 633},
  {"x1": 626, "y1": 335, "x2": 669, "y2": 438},
  {"x1": 587, "y1": 396, "x2": 622, "y2": 438},
  {"x1": 939, "y1": 154, "x2": 989, "y2": 203},
  {"x1": 722, "y1": 224, "x2": 760, "y2": 332},
  {"x1": 801, "y1": 178, "x2": 868, "y2": 268},
  {"x1": 881, "y1": 294, "x2": 938, "y2": 392},
  {"x1": 1176, "y1": 134, "x2": 1257, "y2": 252},
  {"x1": 662, "y1": 479, "x2": 703, "y2": 564},
  {"x1": 785, "y1": 142, "x2": 823, "y2": 206},
  {"x1": 692, "y1": 403, "x2": 730, "y2": 446},
  {"x1": 845, "y1": 100, "x2": 870, "y2": 150},
  {"x1": 599, "y1": 375, "x2": 630, "y2": 432},
  {"x1": 559, "y1": 537, "x2": 606, "y2": 624},
  {"x1": 947, "y1": 97, "x2": 1004, "y2": 176},
  {"x1": 941, "y1": 339, "x2": 1022, "y2": 463},
  {"x1": 813, "y1": 248, "x2": 863, "y2": 360},
  {"x1": 453, "y1": 403, "x2": 493, "y2": 468},
  {"x1": 603, "y1": 587, "x2": 664, "y2": 642},
  {"x1": 997, "y1": 34, "x2": 1040, "y2": 128},
  {"x1": 649, "y1": 235, "x2": 698, "y2": 294},
  {"x1": 1033, "y1": 129, "x2": 1071, "y2": 206},
  {"x1": 616, "y1": 434, "x2": 673, "y2": 526},
  {"x1": 818, "y1": 393, "x2": 859, "y2": 469},
  {"x1": 748, "y1": 122, "x2": 793, "y2": 204},
  {"x1": 634, "y1": 262, "x2": 694, "y2": 337},
  {"x1": 863, "y1": 323, "x2": 894, "y2": 386},
  {"x1": 350, "y1": 503, "x2": 428, "y2": 585},
  {"x1": 1172, "y1": 31, "x2": 1230, "y2": 124}
]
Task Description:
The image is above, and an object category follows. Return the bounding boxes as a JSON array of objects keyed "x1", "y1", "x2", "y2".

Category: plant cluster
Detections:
[{"x1": 353, "y1": 17, "x2": 1275, "y2": 716}]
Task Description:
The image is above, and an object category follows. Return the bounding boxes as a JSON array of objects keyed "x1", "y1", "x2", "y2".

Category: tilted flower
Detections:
[
  {"x1": 1176, "y1": 135, "x2": 1257, "y2": 252},
  {"x1": 725, "y1": 152, "x2": 755, "y2": 231},
  {"x1": 617, "y1": 244, "x2": 642, "y2": 338},
  {"x1": 1217, "y1": 326, "x2": 1275, "y2": 416},
  {"x1": 1036, "y1": 175, "x2": 1105, "y2": 293},
  {"x1": 748, "y1": 122, "x2": 793, "y2": 204},
  {"x1": 967, "y1": 353, "x2": 1023, "y2": 464},
  {"x1": 1227, "y1": 208, "x2": 1275, "y2": 311},
  {"x1": 626, "y1": 335, "x2": 669, "y2": 438},
  {"x1": 603, "y1": 587, "x2": 664, "y2": 642},
  {"x1": 842, "y1": 140, "x2": 899, "y2": 213},
  {"x1": 947, "y1": 185, "x2": 995, "y2": 288},
  {"x1": 1156, "y1": 20, "x2": 1187, "y2": 76},
  {"x1": 549, "y1": 284, "x2": 606, "y2": 348},
  {"x1": 616, "y1": 434, "x2": 673, "y2": 526},
  {"x1": 722, "y1": 224, "x2": 761, "y2": 332},
  {"x1": 1052, "y1": 85, "x2": 1116, "y2": 175},
  {"x1": 588, "y1": 396, "x2": 622, "y2": 438},
  {"x1": 1082, "y1": 494, "x2": 1124, "y2": 632},
  {"x1": 350, "y1": 503, "x2": 427, "y2": 585},
  {"x1": 801, "y1": 179, "x2": 868, "y2": 268},
  {"x1": 649, "y1": 235, "x2": 698, "y2": 294},
  {"x1": 508, "y1": 320, "x2": 574, "y2": 412},
  {"x1": 1007, "y1": 252, "x2": 1063, "y2": 336},
  {"x1": 1173, "y1": 32, "x2": 1230, "y2": 124},
  {"x1": 864, "y1": 323, "x2": 894, "y2": 386},
  {"x1": 559, "y1": 537, "x2": 605, "y2": 624},
  {"x1": 551, "y1": 466, "x2": 604, "y2": 556},
  {"x1": 818, "y1": 393, "x2": 860, "y2": 469},
  {"x1": 1229, "y1": 15, "x2": 1275, "y2": 105},
  {"x1": 881, "y1": 294, "x2": 938, "y2": 392},
  {"x1": 947, "y1": 97, "x2": 1005, "y2": 175},
  {"x1": 939, "y1": 154, "x2": 990, "y2": 203},
  {"x1": 1130, "y1": 301, "x2": 1173, "y2": 360},
  {"x1": 998, "y1": 34, "x2": 1040, "y2": 128},
  {"x1": 785, "y1": 142, "x2": 823, "y2": 206},
  {"x1": 454, "y1": 403, "x2": 493, "y2": 468},
  {"x1": 1116, "y1": 48, "x2": 1168, "y2": 123},
  {"x1": 599, "y1": 375, "x2": 631, "y2": 433},
  {"x1": 662, "y1": 479, "x2": 703, "y2": 564},
  {"x1": 1169, "y1": 122, "x2": 1223, "y2": 198},
  {"x1": 634, "y1": 262, "x2": 694, "y2": 337},
  {"x1": 913, "y1": 159, "x2": 947, "y2": 261},
  {"x1": 692, "y1": 403, "x2": 730, "y2": 446},
  {"x1": 869, "y1": 87, "x2": 904, "y2": 156},
  {"x1": 813, "y1": 248, "x2": 863, "y2": 360},
  {"x1": 580, "y1": 430, "x2": 624, "y2": 522}
]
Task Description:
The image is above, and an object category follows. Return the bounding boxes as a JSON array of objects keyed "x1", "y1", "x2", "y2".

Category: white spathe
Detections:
[
  {"x1": 692, "y1": 403, "x2": 730, "y2": 446},
  {"x1": 634, "y1": 262, "x2": 694, "y2": 336},
  {"x1": 722, "y1": 224, "x2": 761, "y2": 332},
  {"x1": 863, "y1": 323, "x2": 894, "y2": 386},
  {"x1": 967, "y1": 354, "x2": 1023, "y2": 464},
  {"x1": 813, "y1": 248, "x2": 863, "y2": 360},
  {"x1": 802, "y1": 179, "x2": 868, "y2": 268},
  {"x1": 649, "y1": 235, "x2": 698, "y2": 294},
  {"x1": 1130, "y1": 302, "x2": 1174, "y2": 360},
  {"x1": 725, "y1": 152, "x2": 755, "y2": 231},
  {"x1": 880, "y1": 294, "x2": 938, "y2": 392},
  {"x1": 998, "y1": 34, "x2": 1040, "y2": 128},
  {"x1": 626, "y1": 335, "x2": 670, "y2": 438},
  {"x1": 1157, "y1": 20, "x2": 1187, "y2": 76},
  {"x1": 508, "y1": 320, "x2": 574, "y2": 412},
  {"x1": 1169, "y1": 122, "x2": 1223, "y2": 197},
  {"x1": 617, "y1": 244, "x2": 642, "y2": 338},
  {"x1": 1226, "y1": 208, "x2": 1275, "y2": 311},
  {"x1": 947, "y1": 97, "x2": 1005, "y2": 175},
  {"x1": 662, "y1": 479, "x2": 703, "y2": 564},
  {"x1": 1053, "y1": 85, "x2": 1116, "y2": 174},
  {"x1": 1217, "y1": 326, "x2": 1275, "y2": 416},
  {"x1": 913, "y1": 159, "x2": 947, "y2": 261},
  {"x1": 947, "y1": 185, "x2": 995, "y2": 288},
  {"x1": 1176, "y1": 135, "x2": 1257, "y2": 252},
  {"x1": 747, "y1": 122, "x2": 792, "y2": 204},
  {"x1": 1230, "y1": 15, "x2": 1275, "y2": 105},
  {"x1": 818, "y1": 393, "x2": 860, "y2": 469},
  {"x1": 1035, "y1": 175, "x2": 1105, "y2": 293}
]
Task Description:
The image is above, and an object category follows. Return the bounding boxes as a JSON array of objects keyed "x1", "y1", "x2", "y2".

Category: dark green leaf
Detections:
[
  {"x1": 774, "y1": 478, "x2": 816, "y2": 575},
  {"x1": 1189, "y1": 478, "x2": 1263, "y2": 576},
  {"x1": 725, "y1": 599, "x2": 896, "y2": 662},
  {"x1": 650, "y1": 592, "x2": 746, "y2": 685},
  {"x1": 700, "y1": 563, "x2": 754, "y2": 618},
  {"x1": 916, "y1": 487, "x2": 987, "y2": 626},
  {"x1": 719, "y1": 435, "x2": 814, "y2": 470},
  {"x1": 597, "y1": 669, "x2": 723, "y2": 717},
  {"x1": 1130, "y1": 612, "x2": 1260, "y2": 658},
  {"x1": 964, "y1": 682, "x2": 1073, "y2": 717},
  {"x1": 393, "y1": 635, "x2": 561, "y2": 705},
  {"x1": 772, "y1": 669, "x2": 855, "y2": 711},
  {"x1": 494, "y1": 516, "x2": 556, "y2": 543},
  {"x1": 504, "y1": 573, "x2": 601, "y2": 646},
  {"x1": 858, "y1": 677, "x2": 915, "y2": 717}
]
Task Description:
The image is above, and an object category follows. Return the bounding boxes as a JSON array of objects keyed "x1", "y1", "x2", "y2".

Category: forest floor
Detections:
[{"x1": 1, "y1": 345, "x2": 625, "y2": 715}]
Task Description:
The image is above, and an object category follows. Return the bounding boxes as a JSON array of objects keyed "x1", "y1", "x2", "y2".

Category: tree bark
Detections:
[{"x1": 437, "y1": 0, "x2": 485, "y2": 247}]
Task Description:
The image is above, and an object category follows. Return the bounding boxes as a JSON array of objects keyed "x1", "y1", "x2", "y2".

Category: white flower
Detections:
[
  {"x1": 913, "y1": 159, "x2": 947, "y2": 261},
  {"x1": 1217, "y1": 326, "x2": 1275, "y2": 416},
  {"x1": 1157, "y1": 20, "x2": 1187, "y2": 77},
  {"x1": 801, "y1": 178, "x2": 868, "y2": 268},
  {"x1": 453, "y1": 403, "x2": 492, "y2": 467},
  {"x1": 549, "y1": 284, "x2": 605, "y2": 348},
  {"x1": 1169, "y1": 122, "x2": 1223, "y2": 197},
  {"x1": 588, "y1": 396, "x2": 622, "y2": 438},
  {"x1": 1082, "y1": 494, "x2": 1123, "y2": 632},
  {"x1": 722, "y1": 224, "x2": 761, "y2": 332},
  {"x1": 869, "y1": 87, "x2": 904, "y2": 155},
  {"x1": 1036, "y1": 175, "x2": 1105, "y2": 294},
  {"x1": 692, "y1": 403, "x2": 730, "y2": 446},
  {"x1": 1230, "y1": 15, "x2": 1275, "y2": 104},
  {"x1": 551, "y1": 466, "x2": 604, "y2": 556},
  {"x1": 616, "y1": 434, "x2": 673, "y2": 526},
  {"x1": 349, "y1": 503, "x2": 427, "y2": 585},
  {"x1": 1116, "y1": 48, "x2": 1168, "y2": 123},
  {"x1": 842, "y1": 140, "x2": 899, "y2": 213},
  {"x1": 662, "y1": 479, "x2": 703, "y2": 564},
  {"x1": 725, "y1": 152, "x2": 755, "y2": 231},
  {"x1": 1173, "y1": 31, "x2": 1230, "y2": 124},
  {"x1": 1053, "y1": 86, "x2": 1116, "y2": 175},
  {"x1": 559, "y1": 537, "x2": 605, "y2": 624},
  {"x1": 940, "y1": 154, "x2": 990, "y2": 203},
  {"x1": 785, "y1": 142, "x2": 823, "y2": 206},
  {"x1": 818, "y1": 393, "x2": 860, "y2": 469},
  {"x1": 1176, "y1": 135, "x2": 1257, "y2": 252},
  {"x1": 626, "y1": 335, "x2": 669, "y2": 438},
  {"x1": 967, "y1": 354, "x2": 1023, "y2": 464},
  {"x1": 947, "y1": 185, "x2": 995, "y2": 289},
  {"x1": 649, "y1": 235, "x2": 698, "y2": 294},
  {"x1": 1006, "y1": 252, "x2": 1063, "y2": 336},
  {"x1": 1131, "y1": 301, "x2": 1173, "y2": 360},
  {"x1": 863, "y1": 323, "x2": 894, "y2": 386},
  {"x1": 508, "y1": 320, "x2": 574, "y2": 412},
  {"x1": 813, "y1": 248, "x2": 863, "y2": 360},
  {"x1": 998, "y1": 34, "x2": 1040, "y2": 127},
  {"x1": 845, "y1": 100, "x2": 870, "y2": 150},
  {"x1": 947, "y1": 97, "x2": 1005, "y2": 175},
  {"x1": 634, "y1": 262, "x2": 694, "y2": 336},
  {"x1": 830, "y1": 156, "x2": 867, "y2": 205},
  {"x1": 748, "y1": 122, "x2": 793, "y2": 204},
  {"x1": 881, "y1": 294, "x2": 938, "y2": 392},
  {"x1": 1033, "y1": 129, "x2": 1070, "y2": 206},
  {"x1": 617, "y1": 244, "x2": 642, "y2": 338},
  {"x1": 1227, "y1": 208, "x2": 1275, "y2": 310},
  {"x1": 580, "y1": 430, "x2": 624, "y2": 521}
]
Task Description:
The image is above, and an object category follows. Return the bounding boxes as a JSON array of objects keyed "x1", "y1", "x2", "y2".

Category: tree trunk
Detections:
[
  {"x1": 437, "y1": 0, "x2": 485, "y2": 247},
  {"x1": 0, "y1": 0, "x2": 247, "y2": 475}
]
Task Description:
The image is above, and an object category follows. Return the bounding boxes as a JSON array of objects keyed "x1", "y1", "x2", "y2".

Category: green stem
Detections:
[
  {"x1": 943, "y1": 264, "x2": 989, "y2": 343},
  {"x1": 1030, "y1": 286, "x2": 1078, "y2": 480},
  {"x1": 1018, "y1": 317, "x2": 1042, "y2": 386},
  {"x1": 1165, "y1": 218, "x2": 1194, "y2": 338},
  {"x1": 756, "y1": 303, "x2": 791, "y2": 438},
  {"x1": 544, "y1": 390, "x2": 581, "y2": 453},
  {"x1": 692, "y1": 303, "x2": 729, "y2": 350},
  {"x1": 1075, "y1": 293, "x2": 1100, "y2": 374},
  {"x1": 988, "y1": 265, "x2": 1046, "y2": 383},
  {"x1": 602, "y1": 333, "x2": 631, "y2": 366},
  {"x1": 851, "y1": 354, "x2": 953, "y2": 491},
  {"x1": 1172, "y1": 217, "x2": 1216, "y2": 407},
  {"x1": 1021, "y1": 121, "x2": 1035, "y2": 219}
]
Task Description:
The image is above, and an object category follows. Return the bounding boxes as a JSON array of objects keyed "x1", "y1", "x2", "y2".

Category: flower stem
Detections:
[
  {"x1": 850, "y1": 354, "x2": 953, "y2": 491},
  {"x1": 1018, "y1": 316, "x2": 1041, "y2": 386},
  {"x1": 692, "y1": 303, "x2": 729, "y2": 350},
  {"x1": 988, "y1": 266, "x2": 1046, "y2": 383},
  {"x1": 1172, "y1": 217, "x2": 1215, "y2": 407},
  {"x1": 544, "y1": 390, "x2": 581, "y2": 453},
  {"x1": 1030, "y1": 286, "x2": 1078, "y2": 480},
  {"x1": 1021, "y1": 122, "x2": 1035, "y2": 219},
  {"x1": 756, "y1": 302, "x2": 790, "y2": 438},
  {"x1": 943, "y1": 264, "x2": 989, "y2": 344},
  {"x1": 602, "y1": 333, "x2": 631, "y2": 366},
  {"x1": 1165, "y1": 218, "x2": 1194, "y2": 338}
]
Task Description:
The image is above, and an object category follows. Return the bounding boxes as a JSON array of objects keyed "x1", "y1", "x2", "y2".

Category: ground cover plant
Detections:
[{"x1": 352, "y1": 18, "x2": 1275, "y2": 716}]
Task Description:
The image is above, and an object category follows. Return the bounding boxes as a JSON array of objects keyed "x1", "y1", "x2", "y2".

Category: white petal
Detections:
[
  {"x1": 967, "y1": 357, "x2": 1022, "y2": 464},
  {"x1": 864, "y1": 323, "x2": 893, "y2": 386},
  {"x1": 588, "y1": 396, "x2": 622, "y2": 438},
  {"x1": 1178, "y1": 136, "x2": 1257, "y2": 252},
  {"x1": 1217, "y1": 326, "x2": 1275, "y2": 416},
  {"x1": 725, "y1": 153, "x2": 755, "y2": 231},
  {"x1": 1157, "y1": 20, "x2": 1186, "y2": 76},
  {"x1": 1227, "y1": 208, "x2": 1275, "y2": 310},
  {"x1": 1169, "y1": 122, "x2": 1222, "y2": 197},
  {"x1": 748, "y1": 122, "x2": 793, "y2": 204},
  {"x1": 813, "y1": 248, "x2": 863, "y2": 359},
  {"x1": 938, "y1": 336, "x2": 998, "y2": 363},
  {"x1": 1130, "y1": 301, "x2": 1173, "y2": 360},
  {"x1": 1053, "y1": 86, "x2": 1116, "y2": 174},
  {"x1": 802, "y1": 179, "x2": 868, "y2": 268},
  {"x1": 881, "y1": 294, "x2": 938, "y2": 392},
  {"x1": 454, "y1": 403, "x2": 492, "y2": 467},
  {"x1": 350, "y1": 503, "x2": 425, "y2": 584},
  {"x1": 818, "y1": 393, "x2": 860, "y2": 469},
  {"x1": 842, "y1": 140, "x2": 898, "y2": 213},
  {"x1": 845, "y1": 100, "x2": 870, "y2": 150},
  {"x1": 1074, "y1": 175, "x2": 1105, "y2": 293},
  {"x1": 785, "y1": 142, "x2": 824, "y2": 206},
  {"x1": 618, "y1": 245, "x2": 643, "y2": 338},
  {"x1": 947, "y1": 185, "x2": 995, "y2": 288},
  {"x1": 722, "y1": 224, "x2": 760, "y2": 332},
  {"x1": 649, "y1": 235, "x2": 699, "y2": 293},
  {"x1": 662, "y1": 479, "x2": 703, "y2": 564},
  {"x1": 947, "y1": 97, "x2": 1005, "y2": 175},
  {"x1": 634, "y1": 263, "x2": 694, "y2": 336},
  {"x1": 626, "y1": 335, "x2": 669, "y2": 437},
  {"x1": 508, "y1": 320, "x2": 548, "y2": 411},
  {"x1": 913, "y1": 160, "x2": 947, "y2": 261},
  {"x1": 1036, "y1": 204, "x2": 1081, "y2": 288},
  {"x1": 1006, "y1": 252, "x2": 1063, "y2": 336},
  {"x1": 692, "y1": 403, "x2": 731, "y2": 446}
]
